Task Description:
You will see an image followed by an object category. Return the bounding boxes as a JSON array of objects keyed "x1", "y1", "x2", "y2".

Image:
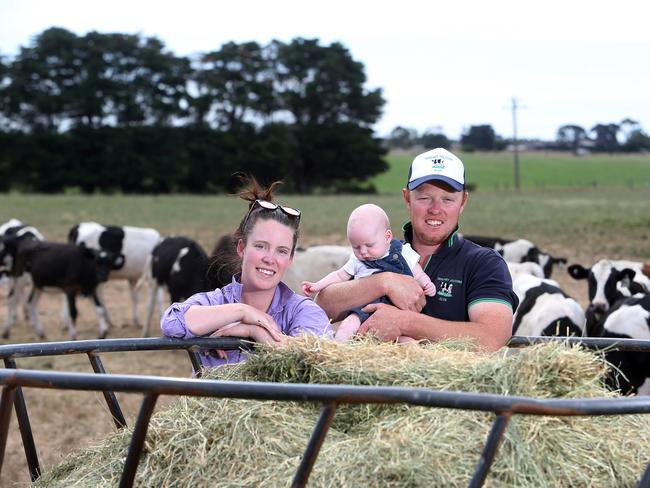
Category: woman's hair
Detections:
[{"x1": 206, "y1": 176, "x2": 299, "y2": 286}]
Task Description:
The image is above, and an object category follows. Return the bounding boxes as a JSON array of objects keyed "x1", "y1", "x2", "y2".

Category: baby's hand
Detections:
[
  {"x1": 423, "y1": 282, "x2": 436, "y2": 297},
  {"x1": 301, "y1": 281, "x2": 319, "y2": 297}
]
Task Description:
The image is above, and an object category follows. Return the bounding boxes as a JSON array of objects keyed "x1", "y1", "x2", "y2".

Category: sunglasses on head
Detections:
[{"x1": 241, "y1": 199, "x2": 301, "y2": 230}]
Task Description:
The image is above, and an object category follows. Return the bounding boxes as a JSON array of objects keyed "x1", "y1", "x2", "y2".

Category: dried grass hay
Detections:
[{"x1": 35, "y1": 337, "x2": 650, "y2": 487}]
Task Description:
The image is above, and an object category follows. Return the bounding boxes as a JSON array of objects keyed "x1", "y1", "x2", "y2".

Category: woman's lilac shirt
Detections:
[{"x1": 161, "y1": 276, "x2": 333, "y2": 368}]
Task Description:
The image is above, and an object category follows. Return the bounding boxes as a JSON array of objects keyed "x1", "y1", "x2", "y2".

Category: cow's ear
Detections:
[
  {"x1": 555, "y1": 257, "x2": 567, "y2": 266},
  {"x1": 112, "y1": 254, "x2": 125, "y2": 269},
  {"x1": 629, "y1": 282, "x2": 646, "y2": 295},
  {"x1": 618, "y1": 268, "x2": 636, "y2": 287},
  {"x1": 567, "y1": 264, "x2": 588, "y2": 280}
]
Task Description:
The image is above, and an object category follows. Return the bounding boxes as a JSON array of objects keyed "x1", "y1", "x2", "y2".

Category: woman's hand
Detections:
[
  {"x1": 238, "y1": 304, "x2": 281, "y2": 336},
  {"x1": 211, "y1": 321, "x2": 286, "y2": 344}
]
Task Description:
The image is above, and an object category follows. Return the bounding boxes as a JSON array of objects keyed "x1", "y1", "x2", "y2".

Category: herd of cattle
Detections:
[{"x1": 1, "y1": 219, "x2": 649, "y2": 395}]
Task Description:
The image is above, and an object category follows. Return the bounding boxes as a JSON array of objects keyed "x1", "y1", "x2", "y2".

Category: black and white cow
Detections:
[
  {"x1": 592, "y1": 292, "x2": 650, "y2": 395},
  {"x1": 139, "y1": 234, "x2": 240, "y2": 336},
  {"x1": 463, "y1": 235, "x2": 567, "y2": 278},
  {"x1": 68, "y1": 222, "x2": 161, "y2": 327},
  {"x1": 5, "y1": 241, "x2": 122, "y2": 340},
  {"x1": 283, "y1": 244, "x2": 352, "y2": 294},
  {"x1": 511, "y1": 273, "x2": 585, "y2": 337},
  {"x1": 140, "y1": 236, "x2": 210, "y2": 337},
  {"x1": 0, "y1": 221, "x2": 45, "y2": 332},
  {"x1": 567, "y1": 259, "x2": 650, "y2": 333}
]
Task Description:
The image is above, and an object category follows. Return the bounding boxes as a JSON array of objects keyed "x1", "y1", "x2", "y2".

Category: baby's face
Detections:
[{"x1": 348, "y1": 224, "x2": 391, "y2": 261}]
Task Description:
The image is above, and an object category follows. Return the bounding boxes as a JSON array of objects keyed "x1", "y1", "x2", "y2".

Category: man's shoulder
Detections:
[
  {"x1": 455, "y1": 237, "x2": 509, "y2": 276},
  {"x1": 457, "y1": 236, "x2": 503, "y2": 260}
]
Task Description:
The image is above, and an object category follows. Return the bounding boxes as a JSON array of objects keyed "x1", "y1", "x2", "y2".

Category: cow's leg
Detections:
[
  {"x1": 61, "y1": 294, "x2": 70, "y2": 330},
  {"x1": 94, "y1": 283, "x2": 114, "y2": 328},
  {"x1": 129, "y1": 279, "x2": 142, "y2": 328},
  {"x1": 17, "y1": 274, "x2": 32, "y2": 321},
  {"x1": 26, "y1": 288, "x2": 45, "y2": 339},
  {"x1": 91, "y1": 291, "x2": 110, "y2": 339},
  {"x1": 65, "y1": 292, "x2": 78, "y2": 341},
  {"x1": 2, "y1": 277, "x2": 19, "y2": 338},
  {"x1": 143, "y1": 282, "x2": 159, "y2": 338}
]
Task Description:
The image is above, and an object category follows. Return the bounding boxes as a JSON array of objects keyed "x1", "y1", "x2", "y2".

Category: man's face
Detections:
[{"x1": 403, "y1": 181, "x2": 468, "y2": 249}]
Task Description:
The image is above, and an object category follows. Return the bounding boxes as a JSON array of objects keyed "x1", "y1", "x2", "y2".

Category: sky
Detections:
[{"x1": 1, "y1": 0, "x2": 649, "y2": 140}]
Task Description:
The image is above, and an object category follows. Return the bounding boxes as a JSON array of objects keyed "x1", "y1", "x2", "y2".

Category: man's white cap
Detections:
[{"x1": 407, "y1": 147, "x2": 465, "y2": 191}]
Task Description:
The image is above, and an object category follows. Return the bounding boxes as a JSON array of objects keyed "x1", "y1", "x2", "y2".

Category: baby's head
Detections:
[{"x1": 347, "y1": 204, "x2": 392, "y2": 261}]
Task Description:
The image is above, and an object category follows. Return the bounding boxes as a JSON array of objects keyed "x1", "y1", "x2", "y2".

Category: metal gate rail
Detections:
[
  {"x1": 0, "y1": 337, "x2": 253, "y2": 481},
  {"x1": 2, "y1": 368, "x2": 650, "y2": 488},
  {"x1": 1, "y1": 335, "x2": 649, "y2": 487}
]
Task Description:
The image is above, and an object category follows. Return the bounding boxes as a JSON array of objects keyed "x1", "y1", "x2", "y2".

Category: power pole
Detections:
[{"x1": 511, "y1": 97, "x2": 521, "y2": 191}]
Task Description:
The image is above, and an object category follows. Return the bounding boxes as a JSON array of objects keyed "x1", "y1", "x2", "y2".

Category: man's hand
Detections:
[
  {"x1": 357, "y1": 303, "x2": 405, "y2": 342},
  {"x1": 382, "y1": 274, "x2": 427, "y2": 312}
]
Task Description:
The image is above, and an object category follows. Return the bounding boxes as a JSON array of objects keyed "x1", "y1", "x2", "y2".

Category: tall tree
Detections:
[
  {"x1": 556, "y1": 124, "x2": 588, "y2": 154},
  {"x1": 619, "y1": 118, "x2": 640, "y2": 144},
  {"x1": 272, "y1": 38, "x2": 383, "y2": 127},
  {"x1": 2, "y1": 27, "x2": 82, "y2": 132},
  {"x1": 191, "y1": 41, "x2": 275, "y2": 130},
  {"x1": 461, "y1": 125, "x2": 497, "y2": 150},
  {"x1": 98, "y1": 33, "x2": 190, "y2": 126},
  {"x1": 269, "y1": 38, "x2": 386, "y2": 193},
  {"x1": 591, "y1": 123, "x2": 620, "y2": 153},
  {"x1": 1, "y1": 28, "x2": 190, "y2": 132},
  {"x1": 387, "y1": 126, "x2": 418, "y2": 149},
  {"x1": 419, "y1": 127, "x2": 450, "y2": 149}
]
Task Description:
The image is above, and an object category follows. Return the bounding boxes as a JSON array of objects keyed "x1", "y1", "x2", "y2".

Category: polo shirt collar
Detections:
[{"x1": 402, "y1": 222, "x2": 462, "y2": 253}]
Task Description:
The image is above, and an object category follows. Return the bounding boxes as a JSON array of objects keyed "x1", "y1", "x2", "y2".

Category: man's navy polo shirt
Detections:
[{"x1": 403, "y1": 223, "x2": 519, "y2": 322}]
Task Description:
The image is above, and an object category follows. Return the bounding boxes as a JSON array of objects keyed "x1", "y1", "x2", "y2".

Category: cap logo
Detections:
[{"x1": 425, "y1": 155, "x2": 450, "y2": 170}]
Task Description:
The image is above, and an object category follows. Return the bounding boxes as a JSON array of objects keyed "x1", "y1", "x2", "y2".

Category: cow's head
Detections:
[
  {"x1": 569, "y1": 261, "x2": 637, "y2": 323},
  {"x1": 82, "y1": 248, "x2": 123, "y2": 283},
  {"x1": 523, "y1": 247, "x2": 567, "y2": 278}
]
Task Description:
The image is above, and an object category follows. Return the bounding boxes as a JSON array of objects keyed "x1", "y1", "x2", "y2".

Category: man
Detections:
[{"x1": 316, "y1": 148, "x2": 518, "y2": 351}]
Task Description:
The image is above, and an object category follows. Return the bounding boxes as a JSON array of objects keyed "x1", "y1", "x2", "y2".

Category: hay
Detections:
[{"x1": 35, "y1": 338, "x2": 650, "y2": 487}]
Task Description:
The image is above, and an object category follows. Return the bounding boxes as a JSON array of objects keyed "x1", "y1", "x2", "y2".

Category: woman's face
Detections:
[{"x1": 237, "y1": 218, "x2": 295, "y2": 291}]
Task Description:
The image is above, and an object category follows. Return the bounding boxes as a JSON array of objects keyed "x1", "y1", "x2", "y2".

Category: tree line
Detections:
[
  {"x1": 0, "y1": 28, "x2": 387, "y2": 193},
  {"x1": 386, "y1": 119, "x2": 650, "y2": 154}
]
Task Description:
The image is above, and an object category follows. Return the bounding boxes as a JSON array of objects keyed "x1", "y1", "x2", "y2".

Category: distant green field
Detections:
[
  {"x1": 371, "y1": 151, "x2": 650, "y2": 194},
  {"x1": 2, "y1": 188, "x2": 649, "y2": 262}
]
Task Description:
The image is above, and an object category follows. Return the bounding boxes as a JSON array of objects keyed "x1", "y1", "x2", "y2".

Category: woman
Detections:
[{"x1": 161, "y1": 178, "x2": 333, "y2": 368}]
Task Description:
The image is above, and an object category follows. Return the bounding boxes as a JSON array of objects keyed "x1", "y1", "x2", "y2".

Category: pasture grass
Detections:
[
  {"x1": 2, "y1": 187, "x2": 649, "y2": 262},
  {"x1": 35, "y1": 338, "x2": 650, "y2": 487},
  {"x1": 373, "y1": 150, "x2": 650, "y2": 193}
]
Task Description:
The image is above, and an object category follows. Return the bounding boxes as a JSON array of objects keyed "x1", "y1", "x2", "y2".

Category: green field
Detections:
[
  {"x1": 372, "y1": 151, "x2": 650, "y2": 193},
  {"x1": 2, "y1": 187, "x2": 649, "y2": 263},
  {"x1": 1, "y1": 150, "x2": 649, "y2": 262}
]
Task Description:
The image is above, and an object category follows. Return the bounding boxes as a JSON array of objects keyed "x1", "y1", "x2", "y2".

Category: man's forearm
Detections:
[
  {"x1": 399, "y1": 305, "x2": 512, "y2": 351},
  {"x1": 315, "y1": 274, "x2": 385, "y2": 320}
]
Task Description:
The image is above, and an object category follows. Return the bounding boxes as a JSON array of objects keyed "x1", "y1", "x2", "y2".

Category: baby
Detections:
[{"x1": 302, "y1": 204, "x2": 436, "y2": 343}]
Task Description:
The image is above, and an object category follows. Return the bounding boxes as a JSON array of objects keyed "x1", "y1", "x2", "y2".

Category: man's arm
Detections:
[
  {"x1": 316, "y1": 272, "x2": 426, "y2": 321},
  {"x1": 358, "y1": 301, "x2": 513, "y2": 352}
]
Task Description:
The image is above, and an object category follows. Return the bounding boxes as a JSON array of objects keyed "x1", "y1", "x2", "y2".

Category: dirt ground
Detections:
[{"x1": 0, "y1": 253, "x2": 589, "y2": 486}]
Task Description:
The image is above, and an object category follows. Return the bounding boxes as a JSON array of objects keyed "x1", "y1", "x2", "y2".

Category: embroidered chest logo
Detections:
[
  {"x1": 435, "y1": 277, "x2": 462, "y2": 301},
  {"x1": 438, "y1": 282, "x2": 454, "y2": 298}
]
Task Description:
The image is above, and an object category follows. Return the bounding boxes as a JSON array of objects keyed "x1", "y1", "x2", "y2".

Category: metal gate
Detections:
[{"x1": 1, "y1": 336, "x2": 649, "y2": 488}]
